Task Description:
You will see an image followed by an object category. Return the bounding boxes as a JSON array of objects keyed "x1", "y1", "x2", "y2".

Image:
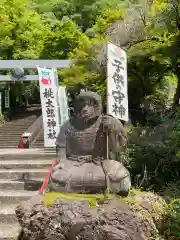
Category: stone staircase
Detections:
[
  {"x1": 0, "y1": 109, "x2": 41, "y2": 148},
  {"x1": 0, "y1": 149, "x2": 56, "y2": 239},
  {"x1": 32, "y1": 127, "x2": 44, "y2": 148}
]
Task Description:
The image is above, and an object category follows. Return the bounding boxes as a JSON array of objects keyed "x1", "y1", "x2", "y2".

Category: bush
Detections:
[
  {"x1": 160, "y1": 181, "x2": 180, "y2": 239},
  {"x1": 166, "y1": 198, "x2": 180, "y2": 240},
  {"x1": 127, "y1": 110, "x2": 180, "y2": 190}
]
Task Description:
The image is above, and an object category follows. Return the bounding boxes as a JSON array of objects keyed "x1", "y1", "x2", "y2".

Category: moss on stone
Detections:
[
  {"x1": 121, "y1": 188, "x2": 168, "y2": 239},
  {"x1": 43, "y1": 188, "x2": 167, "y2": 218},
  {"x1": 43, "y1": 192, "x2": 113, "y2": 207},
  {"x1": 122, "y1": 189, "x2": 143, "y2": 211}
]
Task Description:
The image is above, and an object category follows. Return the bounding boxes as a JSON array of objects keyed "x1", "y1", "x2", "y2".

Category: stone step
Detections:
[
  {"x1": 0, "y1": 132, "x2": 27, "y2": 135},
  {"x1": 0, "y1": 179, "x2": 43, "y2": 191},
  {"x1": 0, "y1": 136, "x2": 25, "y2": 140},
  {"x1": 2, "y1": 121, "x2": 37, "y2": 125},
  {"x1": 1, "y1": 155, "x2": 57, "y2": 160},
  {"x1": 32, "y1": 129, "x2": 44, "y2": 147},
  {"x1": 0, "y1": 126, "x2": 31, "y2": 129},
  {"x1": 0, "y1": 124, "x2": 33, "y2": 128},
  {"x1": 0, "y1": 157, "x2": 56, "y2": 161},
  {"x1": 0, "y1": 122, "x2": 37, "y2": 128},
  {"x1": 0, "y1": 123, "x2": 37, "y2": 129},
  {"x1": 0, "y1": 146, "x2": 19, "y2": 149},
  {"x1": 0, "y1": 149, "x2": 57, "y2": 160},
  {"x1": 0, "y1": 127, "x2": 34, "y2": 130},
  {"x1": 0, "y1": 204, "x2": 18, "y2": 224},
  {"x1": 32, "y1": 144, "x2": 44, "y2": 148},
  {"x1": 0, "y1": 223, "x2": 21, "y2": 240},
  {"x1": 0, "y1": 189, "x2": 38, "y2": 204},
  {"x1": 33, "y1": 145, "x2": 44, "y2": 148},
  {"x1": 0, "y1": 160, "x2": 53, "y2": 169},
  {"x1": 0, "y1": 169, "x2": 48, "y2": 180},
  {"x1": 0, "y1": 141, "x2": 19, "y2": 144},
  {"x1": 0, "y1": 129, "x2": 29, "y2": 132},
  {"x1": 0, "y1": 146, "x2": 18, "y2": 149},
  {"x1": 0, "y1": 155, "x2": 57, "y2": 161},
  {"x1": 0, "y1": 144, "x2": 19, "y2": 147},
  {"x1": 2, "y1": 119, "x2": 37, "y2": 123},
  {"x1": 33, "y1": 141, "x2": 44, "y2": 143},
  {"x1": 2, "y1": 119, "x2": 35, "y2": 122},
  {"x1": 0, "y1": 132, "x2": 29, "y2": 136},
  {"x1": 0, "y1": 138, "x2": 23, "y2": 141},
  {"x1": 0, "y1": 124, "x2": 34, "y2": 127}
]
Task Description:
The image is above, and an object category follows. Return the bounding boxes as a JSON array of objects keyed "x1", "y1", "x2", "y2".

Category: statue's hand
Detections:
[
  {"x1": 102, "y1": 115, "x2": 113, "y2": 132},
  {"x1": 53, "y1": 147, "x2": 66, "y2": 173},
  {"x1": 52, "y1": 162, "x2": 64, "y2": 173},
  {"x1": 56, "y1": 147, "x2": 66, "y2": 161}
]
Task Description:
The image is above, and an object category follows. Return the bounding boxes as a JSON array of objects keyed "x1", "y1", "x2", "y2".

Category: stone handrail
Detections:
[{"x1": 21, "y1": 115, "x2": 43, "y2": 148}]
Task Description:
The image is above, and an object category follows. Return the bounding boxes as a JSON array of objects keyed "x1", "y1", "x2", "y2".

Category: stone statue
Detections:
[{"x1": 49, "y1": 91, "x2": 131, "y2": 196}]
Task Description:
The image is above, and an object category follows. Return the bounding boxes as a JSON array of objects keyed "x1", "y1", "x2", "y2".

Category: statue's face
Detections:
[{"x1": 76, "y1": 98, "x2": 97, "y2": 120}]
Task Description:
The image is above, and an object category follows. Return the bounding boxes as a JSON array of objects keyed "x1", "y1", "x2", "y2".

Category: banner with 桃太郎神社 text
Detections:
[{"x1": 37, "y1": 67, "x2": 60, "y2": 147}]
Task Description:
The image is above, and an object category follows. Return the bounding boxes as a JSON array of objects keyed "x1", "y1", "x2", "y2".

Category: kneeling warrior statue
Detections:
[{"x1": 49, "y1": 91, "x2": 131, "y2": 196}]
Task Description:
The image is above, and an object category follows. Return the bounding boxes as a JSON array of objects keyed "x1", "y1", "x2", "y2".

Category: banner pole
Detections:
[{"x1": 106, "y1": 42, "x2": 110, "y2": 196}]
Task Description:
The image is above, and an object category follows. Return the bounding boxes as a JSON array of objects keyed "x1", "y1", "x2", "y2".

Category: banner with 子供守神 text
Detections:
[
  {"x1": 37, "y1": 67, "x2": 60, "y2": 147},
  {"x1": 107, "y1": 42, "x2": 128, "y2": 122}
]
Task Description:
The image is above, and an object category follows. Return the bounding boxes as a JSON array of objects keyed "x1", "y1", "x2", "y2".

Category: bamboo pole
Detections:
[
  {"x1": 105, "y1": 41, "x2": 110, "y2": 196},
  {"x1": 106, "y1": 133, "x2": 109, "y2": 161},
  {"x1": 105, "y1": 131, "x2": 110, "y2": 196}
]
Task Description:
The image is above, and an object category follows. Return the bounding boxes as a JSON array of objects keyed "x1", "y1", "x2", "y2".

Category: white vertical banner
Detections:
[
  {"x1": 54, "y1": 69, "x2": 61, "y2": 128},
  {"x1": 4, "y1": 90, "x2": 9, "y2": 108},
  {"x1": 37, "y1": 67, "x2": 59, "y2": 147},
  {"x1": 107, "y1": 42, "x2": 128, "y2": 122},
  {"x1": 58, "y1": 86, "x2": 69, "y2": 124},
  {"x1": 0, "y1": 92, "x2": 2, "y2": 113}
]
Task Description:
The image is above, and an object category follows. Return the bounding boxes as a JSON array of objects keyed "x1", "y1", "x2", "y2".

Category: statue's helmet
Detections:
[{"x1": 75, "y1": 91, "x2": 102, "y2": 117}]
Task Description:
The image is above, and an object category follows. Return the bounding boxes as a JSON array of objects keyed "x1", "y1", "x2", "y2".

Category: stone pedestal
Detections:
[{"x1": 15, "y1": 191, "x2": 167, "y2": 240}]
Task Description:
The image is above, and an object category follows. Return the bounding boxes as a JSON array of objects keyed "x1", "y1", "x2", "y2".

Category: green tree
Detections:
[
  {"x1": 41, "y1": 18, "x2": 86, "y2": 59},
  {"x1": 0, "y1": 0, "x2": 52, "y2": 114},
  {"x1": 0, "y1": 0, "x2": 51, "y2": 60}
]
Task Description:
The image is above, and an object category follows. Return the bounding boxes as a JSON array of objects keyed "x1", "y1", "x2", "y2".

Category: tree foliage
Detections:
[
  {"x1": 0, "y1": 0, "x2": 51, "y2": 60},
  {"x1": 0, "y1": 0, "x2": 178, "y2": 111},
  {"x1": 0, "y1": 0, "x2": 179, "y2": 108}
]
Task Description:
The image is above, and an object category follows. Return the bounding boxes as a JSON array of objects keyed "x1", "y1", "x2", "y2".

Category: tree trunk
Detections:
[
  {"x1": 171, "y1": 67, "x2": 180, "y2": 114},
  {"x1": 171, "y1": 0, "x2": 180, "y2": 115}
]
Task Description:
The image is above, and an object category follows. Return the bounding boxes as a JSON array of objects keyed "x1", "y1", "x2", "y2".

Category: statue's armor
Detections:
[{"x1": 65, "y1": 116, "x2": 107, "y2": 159}]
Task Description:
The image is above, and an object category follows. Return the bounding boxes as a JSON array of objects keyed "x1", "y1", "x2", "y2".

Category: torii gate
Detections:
[
  {"x1": 0, "y1": 60, "x2": 70, "y2": 81},
  {"x1": 0, "y1": 60, "x2": 71, "y2": 148}
]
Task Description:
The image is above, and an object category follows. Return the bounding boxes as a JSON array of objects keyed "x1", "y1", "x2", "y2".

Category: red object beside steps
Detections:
[
  {"x1": 39, "y1": 159, "x2": 57, "y2": 194},
  {"x1": 19, "y1": 136, "x2": 24, "y2": 148}
]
